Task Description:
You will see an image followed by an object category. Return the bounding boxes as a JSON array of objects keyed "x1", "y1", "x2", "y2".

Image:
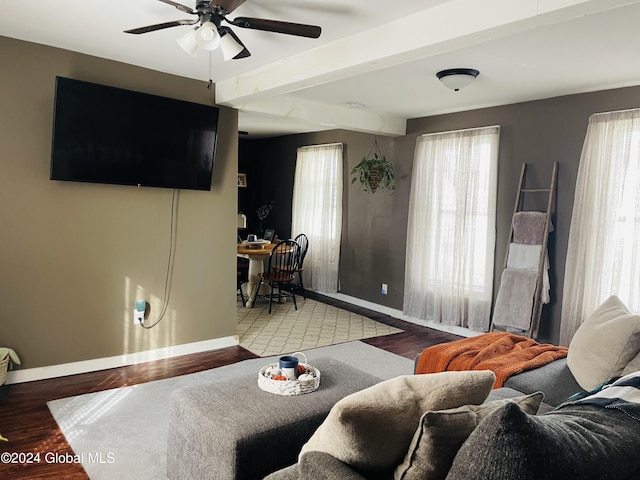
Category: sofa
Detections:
[{"x1": 264, "y1": 295, "x2": 640, "y2": 480}]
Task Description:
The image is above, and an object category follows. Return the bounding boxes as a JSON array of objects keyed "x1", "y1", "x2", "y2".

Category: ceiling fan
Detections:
[{"x1": 125, "y1": 0, "x2": 322, "y2": 60}]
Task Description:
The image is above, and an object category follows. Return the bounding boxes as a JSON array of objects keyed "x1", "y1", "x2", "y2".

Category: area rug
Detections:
[
  {"x1": 47, "y1": 341, "x2": 412, "y2": 480},
  {"x1": 237, "y1": 297, "x2": 403, "y2": 356}
]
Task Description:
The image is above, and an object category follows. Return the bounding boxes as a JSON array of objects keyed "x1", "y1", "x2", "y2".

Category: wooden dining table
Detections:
[{"x1": 237, "y1": 242, "x2": 277, "y2": 307}]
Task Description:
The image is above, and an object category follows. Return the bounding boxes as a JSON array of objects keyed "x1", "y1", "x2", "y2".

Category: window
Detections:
[
  {"x1": 291, "y1": 143, "x2": 343, "y2": 293},
  {"x1": 403, "y1": 126, "x2": 499, "y2": 331},
  {"x1": 561, "y1": 109, "x2": 640, "y2": 344}
]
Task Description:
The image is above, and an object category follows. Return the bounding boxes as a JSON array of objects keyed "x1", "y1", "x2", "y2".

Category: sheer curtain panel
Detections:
[
  {"x1": 560, "y1": 109, "x2": 640, "y2": 345},
  {"x1": 291, "y1": 143, "x2": 343, "y2": 293},
  {"x1": 403, "y1": 126, "x2": 499, "y2": 331}
]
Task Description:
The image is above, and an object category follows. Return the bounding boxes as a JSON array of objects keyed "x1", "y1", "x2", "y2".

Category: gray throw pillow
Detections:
[
  {"x1": 445, "y1": 401, "x2": 640, "y2": 480},
  {"x1": 394, "y1": 392, "x2": 543, "y2": 480}
]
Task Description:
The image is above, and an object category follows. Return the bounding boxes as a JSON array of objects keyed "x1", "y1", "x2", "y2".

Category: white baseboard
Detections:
[
  {"x1": 4, "y1": 336, "x2": 239, "y2": 385},
  {"x1": 6, "y1": 295, "x2": 476, "y2": 384},
  {"x1": 322, "y1": 292, "x2": 481, "y2": 339}
]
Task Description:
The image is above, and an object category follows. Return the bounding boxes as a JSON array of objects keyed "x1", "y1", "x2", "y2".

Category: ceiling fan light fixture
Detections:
[
  {"x1": 436, "y1": 68, "x2": 480, "y2": 91},
  {"x1": 177, "y1": 28, "x2": 200, "y2": 56},
  {"x1": 130, "y1": 0, "x2": 322, "y2": 63},
  {"x1": 220, "y1": 31, "x2": 245, "y2": 61},
  {"x1": 195, "y1": 22, "x2": 221, "y2": 51}
]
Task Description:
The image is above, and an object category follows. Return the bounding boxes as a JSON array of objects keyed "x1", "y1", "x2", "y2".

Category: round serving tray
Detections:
[{"x1": 258, "y1": 354, "x2": 320, "y2": 396}]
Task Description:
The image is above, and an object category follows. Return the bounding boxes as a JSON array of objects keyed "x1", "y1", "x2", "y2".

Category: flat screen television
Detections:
[{"x1": 50, "y1": 76, "x2": 220, "y2": 191}]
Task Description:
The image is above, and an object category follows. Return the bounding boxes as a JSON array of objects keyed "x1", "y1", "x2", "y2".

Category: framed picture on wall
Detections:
[{"x1": 237, "y1": 173, "x2": 247, "y2": 187}]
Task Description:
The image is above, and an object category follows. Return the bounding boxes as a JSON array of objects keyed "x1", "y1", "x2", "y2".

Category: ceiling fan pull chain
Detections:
[{"x1": 207, "y1": 51, "x2": 213, "y2": 90}]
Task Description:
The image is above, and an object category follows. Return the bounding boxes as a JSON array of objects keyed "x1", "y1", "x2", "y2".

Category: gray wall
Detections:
[{"x1": 243, "y1": 86, "x2": 640, "y2": 345}]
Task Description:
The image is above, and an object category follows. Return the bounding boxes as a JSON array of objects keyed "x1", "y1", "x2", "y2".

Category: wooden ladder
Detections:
[{"x1": 491, "y1": 161, "x2": 558, "y2": 338}]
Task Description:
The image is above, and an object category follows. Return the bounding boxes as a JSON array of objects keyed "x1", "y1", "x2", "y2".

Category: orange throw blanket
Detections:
[{"x1": 415, "y1": 331, "x2": 568, "y2": 388}]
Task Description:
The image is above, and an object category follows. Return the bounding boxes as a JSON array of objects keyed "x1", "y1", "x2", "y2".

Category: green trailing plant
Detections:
[{"x1": 350, "y1": 139, "x2": 395, "y2": 193}]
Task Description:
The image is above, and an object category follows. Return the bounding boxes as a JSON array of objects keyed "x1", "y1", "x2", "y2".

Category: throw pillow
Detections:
[
  {"x1": 300, "y1": 370, "x2": 496, "y2": 480},
  {"x1": 394, "y1": 392, "x2": 543, "y2": 480},
  {"x1": 445, "y1": 401, "x2": 640, "y2": 480},
  {"x1": 567, "y1": 295, "x2": 640, "y2": 390},
  {"x1": 622, "y1": 350, "x2": 640, "y2": 376}
]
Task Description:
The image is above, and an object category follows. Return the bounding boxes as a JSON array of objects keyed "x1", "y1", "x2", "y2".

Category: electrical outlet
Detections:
[
  {"x1": 133, "y1": 299, "x2": 146, "y2": 325},
  {"x1": 381, "y1": 283, "x2": 388, "y2": 295},
  {"x1": 133, "y1": 310, "x2": 144, "y2": 325}
]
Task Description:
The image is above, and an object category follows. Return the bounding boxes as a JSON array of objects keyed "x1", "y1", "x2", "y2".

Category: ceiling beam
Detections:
[
  {"x1": 236, "y1": 95, "x2": 407, "y2": 137},
  {"x1": 217, "y1": 0, "x2": 639, "y2": 135}
]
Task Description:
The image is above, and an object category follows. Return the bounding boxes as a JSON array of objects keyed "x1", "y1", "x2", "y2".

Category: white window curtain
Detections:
[
  {"x1": 291, "y1": 143, "x2": 343, "y2": 293},
  {"x1": 403, "y1": 126, "x2": 499, "y2": 331},
  {"x1": 560, "y1": 109, "x2": 640, "y2": 345}
]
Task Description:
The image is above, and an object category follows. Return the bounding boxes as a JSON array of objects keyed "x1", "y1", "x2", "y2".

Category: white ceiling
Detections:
[{"x1": 1, "y1": 0, "x2": 640, "y2": 138}]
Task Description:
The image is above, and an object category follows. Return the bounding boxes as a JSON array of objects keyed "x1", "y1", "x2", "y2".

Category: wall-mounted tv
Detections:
[{"x1": 50, "y1": 76, "x2": 220, "y2": 191}]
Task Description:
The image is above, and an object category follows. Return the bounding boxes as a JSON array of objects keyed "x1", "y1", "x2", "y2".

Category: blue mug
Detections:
[
  {"x1": 247, "y1": 234, "x2": 257, "y2": 242},
  {"x1": 279, "y1": 355, "x2": 299, "y2": 380}
]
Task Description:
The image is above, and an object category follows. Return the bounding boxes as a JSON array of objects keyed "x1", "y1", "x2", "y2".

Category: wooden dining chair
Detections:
[
  {"x1": 237, "y1": 235, "x2": 248, "y2": 306},
  {"x1": 293, "y1": 233, "x2": 309, "y2": 299},
  {"x1": 260, "y1": 240, "x2": 300, "y2": 314}
]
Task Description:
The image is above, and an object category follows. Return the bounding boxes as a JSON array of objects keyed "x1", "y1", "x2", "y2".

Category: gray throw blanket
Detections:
[
  {"x1": 512, "y1": 211, "x2": 553, "y2": 245},
  {"x1": 492, "y1": 268, "x2": 538, "y2": 330}
]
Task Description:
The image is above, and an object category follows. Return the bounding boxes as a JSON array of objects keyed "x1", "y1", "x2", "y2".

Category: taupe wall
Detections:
[
  {"x1": 0, "y1": 36, "x2": 238, "y2": 369},
  {"x1": 245, "y1": 85, "x2": 640, "y2": 345}
]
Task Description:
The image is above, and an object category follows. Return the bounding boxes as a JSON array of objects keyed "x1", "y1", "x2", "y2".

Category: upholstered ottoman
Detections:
[{"x1": 167, "y1": 357, "x2": 382, "y2": 480}]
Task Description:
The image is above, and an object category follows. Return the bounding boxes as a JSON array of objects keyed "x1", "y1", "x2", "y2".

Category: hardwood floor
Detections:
[{"x1": 0, "y1": 293, "x2": 461, "y2": 479}]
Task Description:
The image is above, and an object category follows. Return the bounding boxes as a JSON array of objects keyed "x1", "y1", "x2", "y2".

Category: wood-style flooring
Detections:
[{"x1": 0, "y1": 292, "x2": 461, "y2": 479}]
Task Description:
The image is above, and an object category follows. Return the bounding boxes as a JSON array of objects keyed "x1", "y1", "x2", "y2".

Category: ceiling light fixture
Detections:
[
  {"x1": 177, "y1": 22, "x2": 221, "y2": 57},
  {"x1": 219, "y1": 30, "x2": 245, "y2": 61},
  {"x1": 436, "y1": 68, "x2": 480, "y2": 91},
  {"x1": 195, "y1": 22, "x2": 220, "y2": 51},
  {"x1": 177, "y1": 28, "x2": 201, "y2": 56}
]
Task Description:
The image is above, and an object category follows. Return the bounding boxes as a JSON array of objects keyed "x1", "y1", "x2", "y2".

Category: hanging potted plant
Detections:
[{"x1": 350, "y1": 138, "x2": 395, "y2": 193}]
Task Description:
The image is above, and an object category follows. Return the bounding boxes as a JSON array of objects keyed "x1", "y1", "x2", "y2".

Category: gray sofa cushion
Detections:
[
  {"x1": 445, "y1": 401, "x2": 640, "y2": 480},
  {"x1": 394, "y1": 393, "x2": 543, "y2": 480},
  {"x1": 270, "y1": 389, "x2": 546, "y2": 480},
  {"x1": 414, "y1": 352, "x2": 581, "y2": 407},
  {"x1": 487, "y1": 386, "x2": 555, "y2": 413},
  {"x1": 503, "y1": 357, "x2": 583, "y2": 406}
]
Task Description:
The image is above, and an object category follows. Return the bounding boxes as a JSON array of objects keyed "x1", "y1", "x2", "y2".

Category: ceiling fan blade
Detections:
[
  {"x1": 213, "y1": 0, "x2": 247, "y2": 15},
  {"x1": 230, "y1": 16, "x2": 321, "y2": 38},
  {"x1": 219, "y1": 26, "x2": 251, "y2": 59},
  {"x1": 157, "y1": 0, "x2": 195, "y2": 15},
  {"x1": 124, "y1": 19, "x2": 198, "y2": 35}
]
